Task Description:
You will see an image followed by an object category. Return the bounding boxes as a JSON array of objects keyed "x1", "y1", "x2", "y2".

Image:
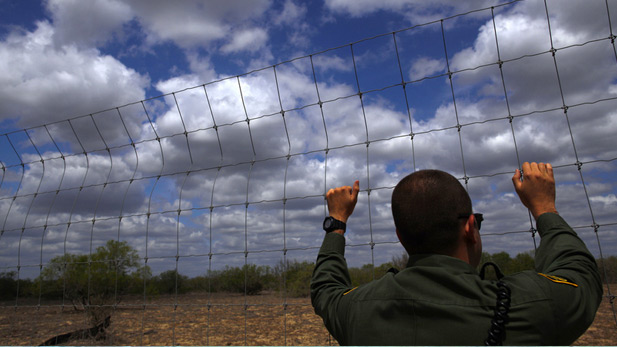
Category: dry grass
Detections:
[
  {"x1": 573, "y1": 287, "x2": 617, "y2": 346},
  {"x1": 1, "y1": 289, "x2": 615, "y2": 346}
]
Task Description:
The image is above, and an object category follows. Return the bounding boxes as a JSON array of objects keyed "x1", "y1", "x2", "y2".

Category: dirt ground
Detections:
[{"x1": 1, "y1": 289, "x2": 615, "y2": 346}]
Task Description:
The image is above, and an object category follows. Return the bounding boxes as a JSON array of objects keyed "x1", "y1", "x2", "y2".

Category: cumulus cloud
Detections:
[
  {"x1": 46, "y1": 0, "x2": 133, "y2": 47},
  {"x1": 220, "y1": 28, "x2": 269, "y2": 54},
  {"x1": 324, "y1": 0, "x2": 506, "y2": 23},
  {"x1": 272, "y1": 0, "x2": 307, "y2": 27},
  {"x1": 125, "y1": 0, "x2": 271, "y2": 49},
  {"x1": 0, "y1": 21, "x2": 148, "y2": 129},
  {"x1": 409, "y1": 57, "x2": 445, "y2": 80},
  {"x1": 42, "y1": 0, "x2": 281, "y2": 61}
]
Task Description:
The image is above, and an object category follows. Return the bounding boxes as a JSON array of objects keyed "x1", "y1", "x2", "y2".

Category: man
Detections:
[{"x1": 311, "y1": 162, "x2": 602, "y2": 345}]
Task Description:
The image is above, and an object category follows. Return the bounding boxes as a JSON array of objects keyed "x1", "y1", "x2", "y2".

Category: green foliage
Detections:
[
  {"x1": 349, "y1": 264, "x2": 375, "y2": 287},
  {"x1": 485, "y1": 251, "x2": 512, "y2": 272},
  {"x1": 127, "y1": 265, "x2": 155, "y2": 295},
  {"x1": 276, "y1": 260, "x2": 314, "y2": 297},
  {"x1": 5, "y1": 248, "x2": 613, "y2": 307},
  {"x1": 151, "y1": 269, "x2": 189, "y2": 295},
  {"x1": 184, "y1": 274, "x2": 210, "y2": 293},
  {"x1": 39, "y1": 253, "x2": 88, "y2": 303},
  {"x1": 37, "y1": 240, "x2": 142, "y2": 327},
  {"x1": 510, "y1": 252, "x2": 535, "y2": 273},
  {"x1": 0, "y1": 271, "x2": 18, "y2": 300},
  {"x1": 479, "y1": 250, "x2": 535, "y2": 278},
  {"x1": 212, "y1": 264, "x2": 273, "y2": 295},
  {"x1": 39, "y1": 240, "x2": 141, "y2": 307},
  {"x1": 598, "y1": 256, "x2": 617, "y2": 283},
  {"x1": 348, "y1": 262, "x2": 397, "y2": 287}
]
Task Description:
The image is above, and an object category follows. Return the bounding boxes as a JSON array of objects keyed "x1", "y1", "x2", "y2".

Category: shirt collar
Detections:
[{"x1": 406, "y1": 253, "x2": 479, "y2": 275}]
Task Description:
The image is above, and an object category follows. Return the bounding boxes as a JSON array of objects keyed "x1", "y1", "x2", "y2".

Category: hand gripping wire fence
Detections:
[{"x1": 1, "y1": 0, "x2": 617, "y2": 345}]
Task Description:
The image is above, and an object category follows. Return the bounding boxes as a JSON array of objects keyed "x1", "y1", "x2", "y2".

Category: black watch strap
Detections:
[{"x1": 323, "y1": 216, "x2": 346, "y2": 233}]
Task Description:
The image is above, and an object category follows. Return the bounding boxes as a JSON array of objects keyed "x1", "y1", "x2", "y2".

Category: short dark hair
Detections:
[{"x1": 391, "y1": 169, "x2": 472, "y2": 255}]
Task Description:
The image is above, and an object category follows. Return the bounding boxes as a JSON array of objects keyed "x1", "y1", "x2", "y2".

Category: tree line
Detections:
[{"x1": 2, "y1": 241, "x2": 616, "y2": 305}]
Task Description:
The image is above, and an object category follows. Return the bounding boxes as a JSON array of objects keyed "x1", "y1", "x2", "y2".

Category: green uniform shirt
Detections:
[{"x1": 310, "y1": 213, "x2": 602, "y2": 345}]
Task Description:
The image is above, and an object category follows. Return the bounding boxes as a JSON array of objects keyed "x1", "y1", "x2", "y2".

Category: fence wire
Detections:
[{"x1": 1, "y1": 0, "x2": 616, "y2": 345}]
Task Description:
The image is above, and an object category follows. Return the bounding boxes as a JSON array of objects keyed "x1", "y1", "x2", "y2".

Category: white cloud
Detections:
[
  {"x1": 44, "y1": 0, "x2": 279, "y2": 59},
  {"x1": 312, "y1": 54, "x2": 353, "y2": 72},
  {"x1": 46, "y1": 0, "x2": 133, "y2": 47},
  {"x1": 409, "y1": 57, "x2": 445, "y2": 80},
  {"x1": 0, "y1": 21, "x2": 148, "y2": 130},
  {"x1": 272, "y1": 0, "x2": 307, "y2": 26},
  {"x1": 220, "y1": 28, "x2": 269, "y2": 54},
  {"x1": 324, "y1": 0, "x2": 505, "y2": 22},
  {"x1": 125, "y1": 0, "x2": 271, "y2": 49},
  {"x1": 589, "y1": 194, "x2": 617, "y2": 206}
]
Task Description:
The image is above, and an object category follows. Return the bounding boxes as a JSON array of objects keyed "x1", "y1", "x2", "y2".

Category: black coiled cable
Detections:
[{"x1": 484, "y1": 281, "x2": 512, "y2": 346}]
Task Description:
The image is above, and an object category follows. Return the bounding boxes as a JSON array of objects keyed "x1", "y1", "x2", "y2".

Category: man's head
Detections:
[{"x1": 392, "y1": 169, "x2": 475, "y2": 257}]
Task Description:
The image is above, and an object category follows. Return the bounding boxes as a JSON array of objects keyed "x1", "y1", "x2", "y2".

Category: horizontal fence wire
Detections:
[{"x1": 0, "y1": 0, "x2": 616, "y2": 345}]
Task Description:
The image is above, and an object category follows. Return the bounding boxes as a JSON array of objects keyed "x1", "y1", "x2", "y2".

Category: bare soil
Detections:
[{"x1": 1, "y1": 289, "x2": 615, "y2": 346}]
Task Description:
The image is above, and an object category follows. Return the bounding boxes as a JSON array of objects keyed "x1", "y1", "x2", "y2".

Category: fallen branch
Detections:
[{"x1": 39, "y1": 315, "x2": 111, "y2": 346}]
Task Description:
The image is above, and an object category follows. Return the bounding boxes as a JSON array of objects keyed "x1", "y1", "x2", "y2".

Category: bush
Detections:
[
  {"x1": 0, "y1": 271, "x2": 17, "y2": 301},
  {"x1": 276, "y1": 260, "x2": 314, "y2": 297},
  {"x1": 38, "y1": 240, "x2": 143, "y2": 327},
  {"x1": 598, "y1": 256, "x2": 617, "y2": 283},
  {"x1": 153, "y1": 269, "x2": 189, "y2": 295},
  {"x1": 214, "y1": 264, "x2": 271, "y2": 295}
]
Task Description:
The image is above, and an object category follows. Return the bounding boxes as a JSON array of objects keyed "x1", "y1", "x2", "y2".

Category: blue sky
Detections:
[{"x1": 0, "y1": 0, "x2": 616, "y2": 278}]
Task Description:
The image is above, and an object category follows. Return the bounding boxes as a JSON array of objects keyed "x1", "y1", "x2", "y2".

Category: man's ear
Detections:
[
  {"x1": 463, "y1": 214, "x2": 478, "y2": 244},
  {"x1": 396, "y1": 228, "x2": 402, "y2": 243}
]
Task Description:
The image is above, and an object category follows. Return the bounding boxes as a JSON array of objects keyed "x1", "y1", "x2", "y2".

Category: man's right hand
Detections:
[
  {"x1": 326, "y1": 180, "x2": 360, "y2": 225},
  {"x1": 512, "y1": 162, "x2": 558, "y2": 220}
]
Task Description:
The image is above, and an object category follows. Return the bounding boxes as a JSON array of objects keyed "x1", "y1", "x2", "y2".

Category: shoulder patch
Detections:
[
  {"x1": 537, "y1": 273, "x2": 578, "y2": 287},
  {"x1": 343, "y1": 287, "x2": 358, "y2": 296}
]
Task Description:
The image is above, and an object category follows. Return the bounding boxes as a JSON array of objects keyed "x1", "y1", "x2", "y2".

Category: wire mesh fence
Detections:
[{"x1": 1, "y1": 0, "x2": 616, "y2": 345}]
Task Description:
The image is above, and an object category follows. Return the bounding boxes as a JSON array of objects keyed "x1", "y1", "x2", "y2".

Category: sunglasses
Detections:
[{"x1": 458, "y1": 213, "x2": 484, "y2": 230}]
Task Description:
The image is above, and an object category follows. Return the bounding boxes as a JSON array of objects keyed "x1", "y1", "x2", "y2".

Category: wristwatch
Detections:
[{"x1": 323, "y1": 216, "x2": 346, "y2": 233}]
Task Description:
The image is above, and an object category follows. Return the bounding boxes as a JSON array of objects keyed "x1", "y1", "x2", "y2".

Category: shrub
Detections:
[
  {"x1": 276, "y1": 260, "x2": 314, "y2": 297},
  {"x1": 214, "y1": 264, "x2": 271, "y2": 295}
]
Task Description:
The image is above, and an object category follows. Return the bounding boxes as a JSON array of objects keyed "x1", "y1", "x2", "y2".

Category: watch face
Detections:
[
  {"x1": 323, "y1": 217, "x2": 344, "y2": 232},
  {"x1": 324, "y1": 218, "x2": 333, "y2": 229}
]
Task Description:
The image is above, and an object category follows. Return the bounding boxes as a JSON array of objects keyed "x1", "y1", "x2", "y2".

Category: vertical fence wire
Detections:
[
  {"x1": 310, "y1": 52, "x2": 335, "y2": 345},
  {"x1": 140, "y1": 99, "x2": 166, "y2": 345},
  {"x1": 273, "y1": 63, "x2": 293, "y2": 345},
  {"x1": 349, "y1": 43, "x2": 376, "y2": 278},
  {"x1": 3, "y1": 134, "x2": 24, "y2": 315},
  {"x1": 392, "y1": 32, "x2": 417, "y2": 172},
  {"x1": 440, "y1": 19, "x2": 471, "y2": 195},
  {"x1": 16, "y1": 131, "x2": 44, "y2": 307},
  {"x1": 37, "y1": 125, "x2": 67, "y2": 309},
  {"x1": 547, "y1": 0, "x2": 616, "y2": 326},
  {"x1": 172, "y1": 90, "x2": 195, "y2": 345},
  {"x1": 4, "y1": 134, "x2": 23, "y2": 310},
  {"x1": 62, "y1": 119, "x2": 89, "y2": 315},
  {"x1": 237, "y1": 74, "x2": 258, "y2": 346},
  {"x1": 1, "y1": 134, "x2": 24, "y2": 244},
  {"x1": 114, "y1": 107, "x2": 139, "y2": 326},
  {"x1": 203, "y1": 82, "x2": 224, "y2": 346},
  {"x1": 602, "y1": 1, "x2": 617, "y2": 324},
  {"x1": 487, "y1": 6, "x2": 539, "y2": 250},
  {"x1": 86, "y1": 114, "x2": 114, "y2": 329}
]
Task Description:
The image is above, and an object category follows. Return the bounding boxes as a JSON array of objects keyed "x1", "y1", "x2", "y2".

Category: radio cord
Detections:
[{"x1": 480, "y1": 262, "x2": 512, "y2": 346}]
